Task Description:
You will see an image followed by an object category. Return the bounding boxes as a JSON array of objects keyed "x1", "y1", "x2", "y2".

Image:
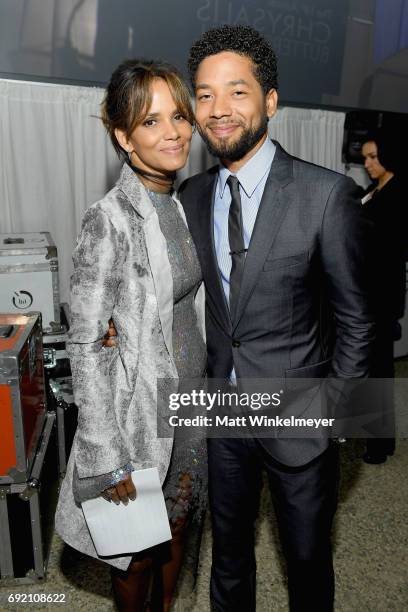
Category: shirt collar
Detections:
[{"x1": 218, "y1": 137, "x2": 276, "y2": 199}]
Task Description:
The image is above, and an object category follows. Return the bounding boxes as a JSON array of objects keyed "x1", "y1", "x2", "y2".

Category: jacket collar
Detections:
[{"x1": 116, "y1": 163, "x2": 159, "y2": 220}]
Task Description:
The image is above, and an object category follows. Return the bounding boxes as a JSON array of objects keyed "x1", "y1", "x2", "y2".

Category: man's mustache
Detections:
[{"x1": 204, "y1": 119, "x2": 245, "y2": 129}]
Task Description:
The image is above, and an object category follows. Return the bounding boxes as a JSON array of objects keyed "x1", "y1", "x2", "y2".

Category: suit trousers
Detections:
[{"x1": 208, "y1": 437, "x2": 339, "y2": 612}]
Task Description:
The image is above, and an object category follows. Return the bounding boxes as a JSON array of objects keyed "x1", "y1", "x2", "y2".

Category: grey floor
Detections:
[{"x1": 1, "y1": 366, "x2": 408, "y2": 611}]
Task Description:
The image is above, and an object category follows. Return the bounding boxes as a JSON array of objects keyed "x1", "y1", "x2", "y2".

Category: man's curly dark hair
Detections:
[{"x1": 188, "y1": 25, "x2": 278, "y2": 93}]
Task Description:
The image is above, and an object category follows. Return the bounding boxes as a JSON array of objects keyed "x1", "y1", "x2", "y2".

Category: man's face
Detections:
[{"x1": 194, "y1": 51, "x2": 277, "y2": 163}]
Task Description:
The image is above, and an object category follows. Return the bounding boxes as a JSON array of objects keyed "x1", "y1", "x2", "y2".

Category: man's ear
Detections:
[
  {"x1": 265, "y1": 89, "x2": 278, "y2": 119},
  {"x1": 114, "y1": 128, "x2": 131, "y2": 153}
]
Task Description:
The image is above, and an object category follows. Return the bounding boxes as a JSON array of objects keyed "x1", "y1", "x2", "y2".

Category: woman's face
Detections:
[
  {"x1": 362, "y1": 141, "x2": 387, "y2": 181},
  {"x1": 116, "y1": 78, "x2": 192, "y2": 175}
]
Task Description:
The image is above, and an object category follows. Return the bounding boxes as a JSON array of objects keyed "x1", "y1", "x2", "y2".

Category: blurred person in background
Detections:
[{"x1": 361, "y1": 131, "x2": 407, "y2": 463}]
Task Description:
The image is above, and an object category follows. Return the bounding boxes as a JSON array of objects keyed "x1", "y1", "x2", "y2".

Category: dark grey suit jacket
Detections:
[{"x1": 180, "y1": 141, "x2": 375, "y2": 466}]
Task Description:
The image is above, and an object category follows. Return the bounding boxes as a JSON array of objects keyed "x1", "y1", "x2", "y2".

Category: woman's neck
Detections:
[
  {"x1": 128, "y1": 161, "x2": 174, "y2": 193},
  {"x1": 377, "y1": 171, "x2": 394, "y2": 191},
  {"x1": 138, "y1": 175, "x2": 172, "y2": 194}
]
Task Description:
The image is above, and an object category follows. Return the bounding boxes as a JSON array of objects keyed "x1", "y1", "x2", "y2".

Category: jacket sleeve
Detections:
[
  {"x1": 68, "y1": 203, "x2": 132, "y2": 478},
  {"x1": 320, "y1": 176, "x2": 375, "y2": 378}
]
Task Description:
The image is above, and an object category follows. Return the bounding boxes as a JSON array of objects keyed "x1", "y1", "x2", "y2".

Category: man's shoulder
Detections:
[
  {"x1": 289, "y1": 154, "x2": 345, "y2": 186},
  {"x1": 288, "y1": 155, "x2": 356, "y2": 200},
  {"x1": 270, "y1": 143, "x2": 358, "y2": 213}
]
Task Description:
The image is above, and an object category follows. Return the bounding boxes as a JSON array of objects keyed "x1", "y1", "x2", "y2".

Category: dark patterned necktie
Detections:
[{"x1": 227, "y1": 175, "x2": 246, "y2": 321}]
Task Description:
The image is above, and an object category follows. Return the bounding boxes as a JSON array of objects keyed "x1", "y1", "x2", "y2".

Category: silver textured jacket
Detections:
[{"x1": 55, "y1": 164, "x2": 205, "y2": 569}]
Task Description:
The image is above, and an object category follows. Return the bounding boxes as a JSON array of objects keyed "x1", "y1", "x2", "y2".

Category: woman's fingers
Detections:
[
  {"x1": 124, "y1": 476, "x2": 137, "y2": 501},
  {"x1": 102, "y1": 474, "x2": 136, "y2": 505},
  {"x1": 103, "y1": 487, "x2": 120, "y2": 504},
  {"x1": 115, "y1": 481, "x2": 130, "y2": 505}
]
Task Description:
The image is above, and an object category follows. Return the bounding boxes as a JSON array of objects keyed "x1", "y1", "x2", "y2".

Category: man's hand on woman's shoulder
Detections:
[{"x1": 103, "y1": 318, "x2": 118, "y2": 347}]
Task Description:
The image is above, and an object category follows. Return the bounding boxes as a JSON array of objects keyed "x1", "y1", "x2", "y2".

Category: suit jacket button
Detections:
[{"x1": 232, "y1": 340, "x2": 241, "y2": 347}]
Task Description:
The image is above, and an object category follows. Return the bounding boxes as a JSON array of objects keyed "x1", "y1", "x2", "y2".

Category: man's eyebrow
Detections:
[
  {"x1": 228, "y1": 79, "x2": 249, "y2": 87},
  {"x1": 195, "y1": 79, "x2": 250, "y2": 91}
]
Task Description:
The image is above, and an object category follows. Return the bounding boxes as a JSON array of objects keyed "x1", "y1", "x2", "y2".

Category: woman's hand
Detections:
[{"x1": 102, "y1": 473, "x2": 136, "y2": 505}]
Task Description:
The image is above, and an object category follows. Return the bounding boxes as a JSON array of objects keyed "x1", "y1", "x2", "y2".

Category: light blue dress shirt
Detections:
[
  {"x1": 214, "y1": 137, "x2": 276, "y2": 304},
  {"x1": 213, "y1": 137, "x2": 276, "y2": 381}
]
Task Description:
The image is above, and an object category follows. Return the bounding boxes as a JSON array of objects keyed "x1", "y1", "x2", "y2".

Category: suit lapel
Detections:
[
  {"x1": 233, "y1": 144, "x2": 294, "y2": 331},
  {"x1": 193, "y1": 173, "x2": 231, "y2": 333}
]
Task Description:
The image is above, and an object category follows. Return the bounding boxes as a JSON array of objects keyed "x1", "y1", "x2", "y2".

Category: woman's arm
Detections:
[
  {"x1": 68, "y1": 203, "x2": 131, "y2": 479},
  {"x1": 72, "y1": 462, "x2": 136, "y2": 505}
]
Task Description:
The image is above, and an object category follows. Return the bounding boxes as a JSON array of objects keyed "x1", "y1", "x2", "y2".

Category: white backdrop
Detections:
[
  {"x1": 0, "y1": 79, "x2": 346, "y2": 303},
  {"x1": 270, "y1": 106, "x2": 346, "y2": 173}
]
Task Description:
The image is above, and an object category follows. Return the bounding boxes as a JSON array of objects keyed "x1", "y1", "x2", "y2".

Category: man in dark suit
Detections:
[{"x1": 179, "y1": 25, "x2": 374, "y2": 612}]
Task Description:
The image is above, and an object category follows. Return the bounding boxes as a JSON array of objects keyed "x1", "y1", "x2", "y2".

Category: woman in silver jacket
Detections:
[{"x1": 55, "y1": 59, "x2": 207, "y2": 611}]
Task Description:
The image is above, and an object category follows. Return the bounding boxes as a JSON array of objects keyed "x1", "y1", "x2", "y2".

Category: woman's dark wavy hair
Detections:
[
  {"x1": 364, "y1": 129, "x2": 401, "y2": 174},
  {"x1": 188, "y1": 25, "x2": 278, "y2": 94}
]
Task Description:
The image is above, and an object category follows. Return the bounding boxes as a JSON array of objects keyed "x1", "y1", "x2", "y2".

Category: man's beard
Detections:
[{"x1": 198, "y1": 113, "x2": 269, "y2": 162}]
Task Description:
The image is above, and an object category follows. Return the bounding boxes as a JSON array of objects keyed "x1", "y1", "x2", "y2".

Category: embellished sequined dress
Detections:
[{"x1": 147, "y1": 188, "x2": 207, "y2": 524}]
